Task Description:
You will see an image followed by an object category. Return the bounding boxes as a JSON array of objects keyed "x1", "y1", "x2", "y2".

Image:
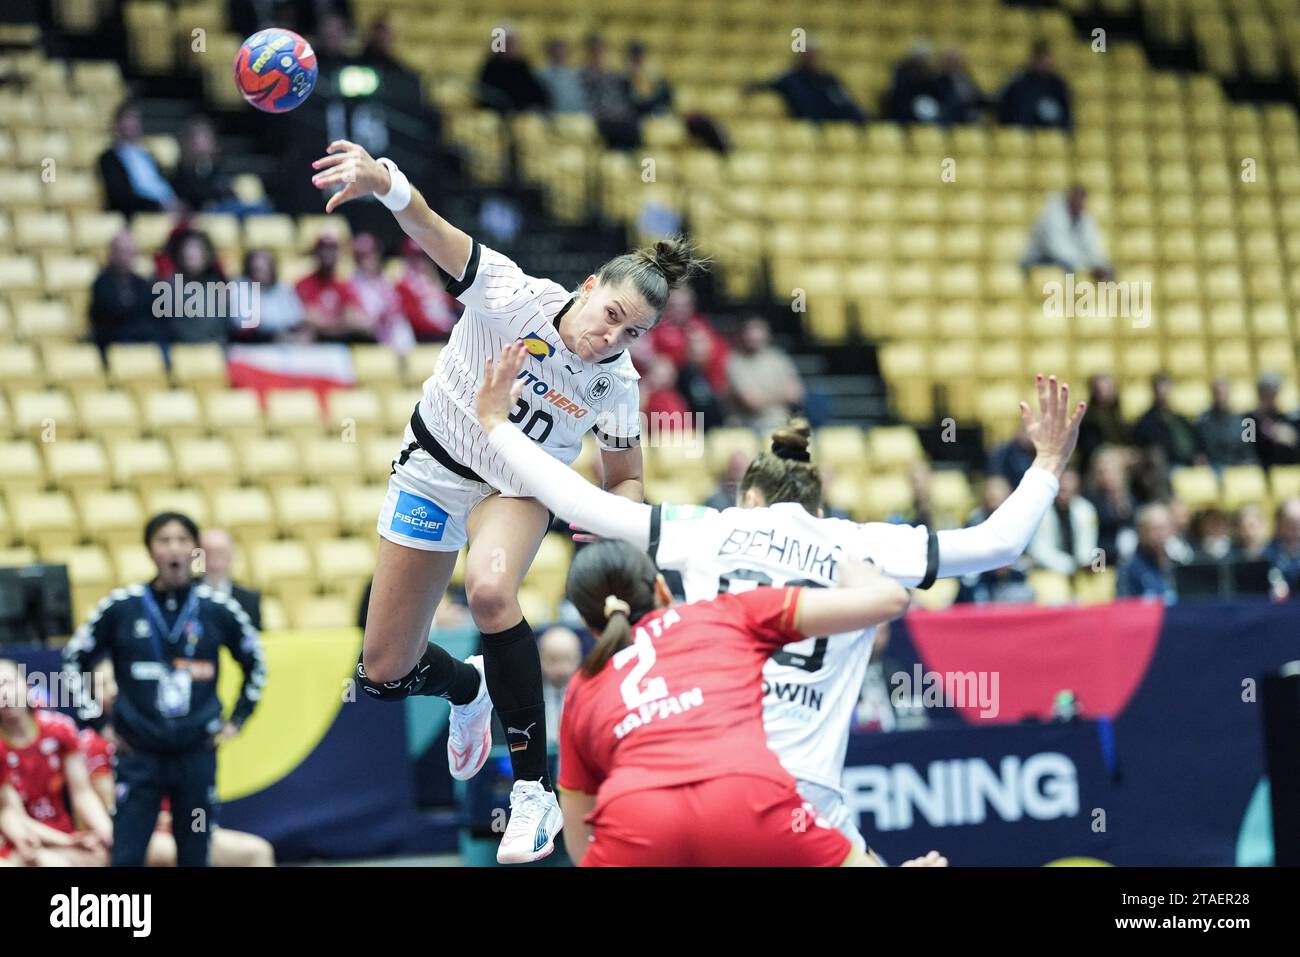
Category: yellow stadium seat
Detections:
[
  {"x1": 143, "y1": 390, "x2": 205, "y2": 441},
  {"x1": 706, "y1": 427, "x2": 761, "y2": 477},
  {"x1": 41, "y1": 253, "x2": 99, "y2": 294},
  {"x1": 860, "y1": 472, "x2": 913, "y2": 522},
  {"x1": 249, "y1": 539, "x2": 315, "y2": 607},
  {"x1": 211, "y1": 487, "x2": 277, "y2": 546},
  {"x1": 239, "y1": 437, "x2": 303, "y2": 490},
  {"x1": 243, "y1": 214, "x2": 296, "y2": 250},
  {"x1": 265, "y1": 389, "x2": 323, "y2": 433},
  {"x1": 74, "y1": 389, "x2": 140, "y2": 444},
  {"x1": 0, "y1": 440, "x2": 46, "y2": 496},
  {"x1": 814, "y1": 426, "x2": 868, "y2": 473},
  {"x1": 1171, "y1": 466, "x2": 1221, "y2": 510},
  {"x1": 338, "y1": 484, "x2": 386, "y2": 537},
  {"x1": 109, "y1": 438, "x2": 175, "y2": 493},
  {"x1": 110, "y1": 543, "x2": 156, "y2": 585},
  {"x1": 260, "y1": 595, "x2": 289, "y2": 631},
  {"x1": 45, "y1": 439, "x2": 111, "y2": 491},
  {"x1": 296, "y1": 214, "x2": 351, "y2": 253},
  {"x1": 298, "y1": 437, "x2": 366, "y2": 489},
  {"x1": 16, "y1": 301, "x2": 78, "y2": 341},
  {"x1": 385, "y1": 390, "x2": 422, "y2": 432},
  {"x1": 351, "y1": 344, "x2": 401, "y2": 393},
  {"x1": 12, "y1": 390, "x2": 76, "y2": 441},
  {"x1": 289, "y1": 594, "x2": 355, "y2": 631},
  {"x1": 403, "y1": 345, "x2": 444, "y2": 387},
  {"x1": 866, "y1": 426, "x2": 923, "y2": 472},
  {"x1": 41, "y1": 343, "x2": 105, "y2": 392},
  {"x1": 312, "y1": 537, "x2": 375, "y2": 608},
  {"x1": 172, "y1": 437, "x2": 239, "y2": 494},
  {"x1": 12, "y1": 491, "x2": 79, "y2": 550},
  {"x1": 1028, "y1": 570, "x2": 1073, "y2": 606},
  {"x1": 1220, "y1": 465, "x2": 1269, "y2": 510},
  {"x1": 0, "y1": 344, "x2": 42, "y2": 398},
  {"x1": 13, "y1": 211, "x2": 71, "y2": 250},
  {"x1": 203, "y1": 389, "x2": 263, "y2": 441},
  {"x1": 645, "y1": 443, "x2": 711, "y2": 485},
  {"x1": 272, "y1": 485, "x2": 342, "y2": 541},
  {"x1": 106, "y1": 343, "x2": 168, "y2": 395},
  {"x1": 143, "y1": 488, "x2": 210, "y2": 526},
  {"x1": 1169, "y1": 381, "x2": 1211, "y2": 419},
  {"x1": 930, "y1": 470, "x2": 974, "y2": 521},
  {"x1": 75, "y1": 489, "x2": 145, "y2": 548},
  {"x1": 1074, "y1": 568, "x2": 1117, "y2": 606},
  {"x1": 327, "y1": 389, "x2": 383, "y2": 434},
  {"x1": 0, "y1": 546, "x2": 39, "y2": 567},
  {"x1": 522, "y1": 532, "x2": 572, "y2": 608},
  {"x1": 170, "y1": 343, "x2": 228, "y2": 391},
  {"x1": 1270, "y1": 465, "x2": 1300, "y2": 502},
  {"x1": 71, "y1": 210, "x2": 127, "y2": 253},
  {"x1": 43, "y1": 543, "x2": 116, "y2": 625}
]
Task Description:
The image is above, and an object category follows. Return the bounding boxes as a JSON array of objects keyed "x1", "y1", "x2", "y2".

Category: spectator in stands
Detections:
[
  {"x1": 1028, "y1": 468, "x2": 1099, "y2": 574},
  {"x1": 1246, "y1": 372, "x2": 1300, "y2": 468},
  {"x1": 98, "y1": 101, "x2": 181, "y2": 216},
  {"x1": 358, "y1": 16, "x2": 422, "y2": 103},
  {"x1": 625, "y1": 40, "x2": 672, "y2": 116},
  {"x1": 1076, "y1": 373, "x2": 1129, "y2": 472},
  {"x1": 349, "y1": 233, "x2": 413, "y2": 352},
  {"x1": 1199, "y1": 377, "x2": 1256, "y2": 468},
  {"x1": 478, "y1": 27, "x2": 549, "y2": 114},
  {"x1": 885, "y1": 41, "x2": 945, "y2": 125},
  {"x1": 230, "y1": 248, "x2": 306, "y2": 342},
  {"x1": 1165, "y1": 497, "x2": 1196, "y2": 565},
  {"x1": 1116, "y1": 503, "x2": 1179, "y2": 603},
  {"x1": 955, "y1": 476, "x2": 1037, "y2": 603},
  {"x1": 678, "y1": 327, "x2": 727, "y2": 431},
  {"x1": 581, "y1": 33, "x2": 641, "y2": 149},
  {"x1": 727, "y1": 317, "x2": 804, "y2": 432},
  {"x1": 166, "y1": 231, "x2": 230, "y2": 344},
  {"x1": 1022, "y1": 185, "x2": 1112, "y2": 279},
  {"x1": 998, "y1": 40, "x2": 1072, "y2": 131},
  {"x1": 1087, "y1": 445, "x2": 1137, "y2": 567},
  {"x1": 312, "y1": 11, "x2": 355, "y2": 74},
  {"x1": 539, "y1": 626, "x2": 582, "y2": 744},
  {"x1": 89, "y1": 231, "x2": 166, "y2": 353},
  {"x1": 170, "y1": 116, "x2": 238, "y2": 214},
  {"x1": 295, "y1": 234, "x2": 371, "y2": 342},
  {"x1": 199, "y1": 528, "x2": 263, "y2": 630},
  {"x1": 747, "y1": 39, "x2": 868, "y2": 123},
  {"x1": 1263, "y1": 498, "x2": 1300, "y2": 596},
  {"x1": 705, "y1": 450, "x2": 753, "y2": 512},
  {"x1": 986, "y1": 422, "x2": 1036, "y2": 488},
  {"x1": 1189, "y1": 508, "x2": 1234, "y2": 563},
  {"x1": 1132, "y1": 372, "x2": 1202, "y2": 468},
  {"x1": 642, "y1": 355, "x2": 693, "y2": 434},
  {"x1": 646, "y1": 285, "x2": 729, "y2": 388},
  {"x1": 934, "y1": 48, "x2": 988, "y2": 125},
  {"x1": 537, "y1": 38, "x2": 587, "y2": 114},
  {"x1": 394, "y1": 237, "x2": 460, "y2": 341},
  {"x1": 1232, "y1": 503, "x2": 1272, "y2": 562},
  {"x1": 891, "y1": 462, "x2": 959, "y2": 531}
]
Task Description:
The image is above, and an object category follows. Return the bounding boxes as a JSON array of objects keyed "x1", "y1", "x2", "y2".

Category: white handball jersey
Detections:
[
  {"x1": 417, "y1": 238, "x2": 642, "y2": 495},
  {"x1": 649, "y1": 501, "x2": 937, "y2": 792}
]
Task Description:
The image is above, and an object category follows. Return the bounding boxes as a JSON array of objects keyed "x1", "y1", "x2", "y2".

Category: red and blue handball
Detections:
[{"x1": 233, "y1": 28, "x2": 318, "y2": 113}]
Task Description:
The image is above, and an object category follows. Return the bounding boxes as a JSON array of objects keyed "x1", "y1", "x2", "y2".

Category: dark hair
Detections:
[
  {"x1": 242, "y1": 248, "x2": 277, "y2": 283},
  {"x1": 594, "y1": 236, "x2": 710, "y2": 326},
  {"x1": 114, "y1": 100, "x2": 140, "y2": 124},
  {"x1": 144, "y1": 512, "x2": 200, "y2": 548},
  {"x1": 738, "y1": 418, "x2": 823, "y2": 514},
  {"x1": 566, "y1": 541, "x2": 660, "y2": 677}
]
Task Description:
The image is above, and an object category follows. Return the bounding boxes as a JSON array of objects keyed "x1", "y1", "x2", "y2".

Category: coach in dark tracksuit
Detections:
[{"x1": 63, "y1": 513, "x2": 267, "y2": 866}]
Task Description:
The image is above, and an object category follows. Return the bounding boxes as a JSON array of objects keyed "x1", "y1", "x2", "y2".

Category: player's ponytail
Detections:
[
  {"x1": 738, "y1": 417, "x2": 824, "y2": 514},
  {"x1": 566, "y1": 541, "x2": 662, "y2": 677},
  {"x1": 594, "y1": 235, "x2": 711, "y2": 325}
]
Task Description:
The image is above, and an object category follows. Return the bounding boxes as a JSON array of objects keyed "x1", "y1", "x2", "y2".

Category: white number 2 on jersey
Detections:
[{"x1": 613, "y1": 631, "x2": 669, "y2": 710}]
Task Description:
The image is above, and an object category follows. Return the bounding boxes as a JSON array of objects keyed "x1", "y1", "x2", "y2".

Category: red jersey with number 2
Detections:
[
  {"x1": 0, "y1": 710, "x2": 81, "y2": 833},
  {"x1": 559, "y1": 586, "x2": 805, "y2": 812}
]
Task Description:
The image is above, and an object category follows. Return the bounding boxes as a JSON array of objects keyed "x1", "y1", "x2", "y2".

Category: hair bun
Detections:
[
  {"x1": 645, "y1": 236, "x2": 710, "y2": 288},
  {"x1": 604, "y1": 595, "x2": 632, "y2": 620},
  {"x1": 770, "y1": 418, "x2": 813, "y2": 463}
]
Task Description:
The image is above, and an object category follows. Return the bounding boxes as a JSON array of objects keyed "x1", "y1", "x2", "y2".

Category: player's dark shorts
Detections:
[{"x1": 582, "y1": 773, "x2": 853, "y2": 867}]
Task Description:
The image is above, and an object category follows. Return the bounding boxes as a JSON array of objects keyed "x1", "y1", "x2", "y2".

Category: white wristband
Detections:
[{"x1": 375, "y1": 158, "x2": 411, "y2": 212}]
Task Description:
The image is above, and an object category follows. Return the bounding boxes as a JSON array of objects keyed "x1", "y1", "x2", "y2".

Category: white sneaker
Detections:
[
  {"x1": 447, "y1": 655, "x2": 492, "y2": 781},
  {"x1": 496, "y1": 779, "x2": 564, "y2": 864}
]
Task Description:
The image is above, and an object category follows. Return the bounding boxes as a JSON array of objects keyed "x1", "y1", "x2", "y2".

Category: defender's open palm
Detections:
[
  {"x1": 1019, "y1": 373, "x2": 1087, "y2": 476},
  {"x1": 478, "y1": 342, "x2": 528, "y2": 430}
]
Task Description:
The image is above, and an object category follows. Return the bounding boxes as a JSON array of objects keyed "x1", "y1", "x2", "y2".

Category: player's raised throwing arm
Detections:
[{"x1": 311, "y1": 140, "x2": 474, "y2": 282}]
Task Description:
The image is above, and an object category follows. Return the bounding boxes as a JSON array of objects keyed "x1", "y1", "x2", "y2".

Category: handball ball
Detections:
[{"x1": 234, "y1": 28, "x2": 318, "y2": 113}]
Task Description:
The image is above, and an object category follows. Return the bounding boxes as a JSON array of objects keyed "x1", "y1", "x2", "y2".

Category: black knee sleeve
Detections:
[{"x1": 355, "y1": 643, "x2": 480, "y2": 704}]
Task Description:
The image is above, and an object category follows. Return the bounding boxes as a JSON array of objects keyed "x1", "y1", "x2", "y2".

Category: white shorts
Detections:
[
  {"x1": 376, "y1": 422, "x2": 500, "y2": 553},
  {"x1": 796, "y1": 779, "x2": 868, "y2": 854}
]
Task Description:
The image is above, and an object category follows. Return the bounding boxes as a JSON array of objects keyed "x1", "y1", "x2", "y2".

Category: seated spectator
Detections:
[
  {"x1": 645, "y1": 285, "x2": 729, "y2": 390},
  {"x1": 727, "y1": 317, "x2": 804, "y2": 432},
  {"x1": 170, "y1": 115, "x2": 269, "y2": 216},
  {"x1": 1022, "y1": 185, "x2": 1112, "y2": 279},
  {"x1": 1028, "y1": 468, "x2": 1100, "y2": 574},
  {"x1": 704, "y1": 451, "x2": 753, "y2": 511},
  {"x1": 747, "y1": 39, "x2": 868, "y2": 123},
  {"x1": 1189, "y1": 508, "x2": 1233, "y2": 563},
  {"x1": 1086, "y1": 445, "x2": 1138, "y2": 566},
  {"x1": 885, "y1": 41, "x2": 944, "y2": 125},
  {"x1": 998, "y1": 40, "x2": 1072, "y2": 130},
  {"x1": 934, "y1": 48, "x2": 988, "y2": 125},
  {"x1": 1132, "y1": 372, "x2": 1202, "y2": 468},
  {"x1": 955, "y1": 476, "x2": 1036, "y2": 603},
  {"x1": 625, "y1": 40, "x2": 672, "y2": 116},
  {"x1": 678, "y1": 327, "x2": 727, "y2": 432},
  {"x1": 1165, "y1": 497, "x2": 1196, "y2": 565},
  {"x1": 1116, "y1": 503, "x2": 1179, "y2": 603},
  {"x1": 167, "y1": 231, "x2": 230, "y2": 344},
  {"x1": 1198, "y1": 377, "x2": 1257, "y2": 468},
  {"x1": 641, "y1": 355, "x2": 692, "y2": 434},
  {"x1": 539, "y1": 627, "x2": 583, "y2": 744},
  {"x1": 230, "y1": 249, "x2": 305, "y2": 342},
  {"x1": 1076, "y1": 373, "x2": 1129, "y2": 474},
  {"x1": 1246, "y1": 372, "x2": 1300, "y2": 468},
  {"x1": 1263, "y1": 498, "x2": 1300, "y2": 596},
  {"x1": 537, "y1": 38, "x2": 587, "y2": 114},
  {"x1": 349, "y1": 233, "x2": 413, "y2": 351},
  {"x1": 478, "y1": 27, "x2": 549, "y2": 114},
  {"x1": 90, "y1": 232, "x2": 166, "y2": 352},
  {"x1": 394, "y1": 237, "x2": 460, "y2": 341},
  {"x1": 98, "y1": 101, "x2": 181, "y2": 216},
  {"x1": 358, "y1": 15, "x2": 423, "y2": 110},
  {"x1": 313, "y1": 12, "x2": 355, "y2": 75},
  {"x1": 199, "y1": 528, "x2": 262, "y2": 629},
  {"x1": 986, "y1": 423, "x2": 1036, "y2": 488},
  {"x1": 581, "y1": 34, "x2": 640, "y2": 149},
  {"x1": 891, "y1": 462, "x2": 960, "y2": 531},
  {"x1": 1232, "y1": 503, "x2": 1272, "y2": 562},
  {"x1": 295, "y1": 234, "x2": 372, "y2": 342}
]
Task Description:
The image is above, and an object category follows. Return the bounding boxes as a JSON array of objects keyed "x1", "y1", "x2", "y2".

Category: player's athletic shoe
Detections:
[
  {"x1": 497, "y1": 780, "x2": 564, "y2": 864},
  {"x1": 447, "y1": 655, "x2": 492, "y2": 781}
]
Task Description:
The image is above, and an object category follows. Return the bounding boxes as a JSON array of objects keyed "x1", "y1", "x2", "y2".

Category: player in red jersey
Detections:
[
  {"x1": 0, "y1": 659, "x2": 110, "y2": 865},
  {"x1": 554, "y1": 541, "x2": 911, "y2": 866}
]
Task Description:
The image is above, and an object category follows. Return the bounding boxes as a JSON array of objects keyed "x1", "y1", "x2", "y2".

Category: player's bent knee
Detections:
[{"x1": 465, "y1": 582, "x2": 517, "y2": 631}]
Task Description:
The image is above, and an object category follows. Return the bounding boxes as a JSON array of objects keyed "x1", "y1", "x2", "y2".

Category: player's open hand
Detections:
[
  {"x1": 1019, "y1": 373, "x2": 1087, "y2": 478},
  {"x1": 900, "y1": 850, "x2": 949, "y2": 867},
  {"x1": 477, "y1": 342, "x2": 528, "y2": 430},
  {"x1": 311, "y1": 140, "x2": 391, "y2": 214}
]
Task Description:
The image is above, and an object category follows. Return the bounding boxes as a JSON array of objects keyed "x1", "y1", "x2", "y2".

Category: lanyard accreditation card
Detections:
[{"x1": 140, "y1": 588, "x2": 202, "y2": 719}]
